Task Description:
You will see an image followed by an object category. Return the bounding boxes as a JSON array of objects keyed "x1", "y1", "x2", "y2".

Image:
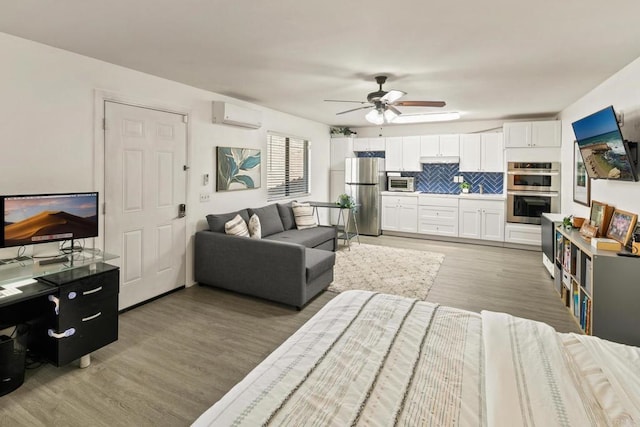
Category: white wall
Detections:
[
  {"x1": 558, "y1": 55, "x2": 640, "y2": 220},
  {"x1": 0, "y1": 32, "x2": 331, "y2": 283}
]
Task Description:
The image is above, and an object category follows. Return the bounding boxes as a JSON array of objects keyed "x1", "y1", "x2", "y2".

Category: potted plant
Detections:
[
  {"x1": 460, "y1": 181, "x2": 471, "y2": 194},
  {"x1": 330, "y1": 127, "x2": 357, "y2": 136},
  {"x1": 337, "y1": 193, "x2": 355, "y2": 209}
]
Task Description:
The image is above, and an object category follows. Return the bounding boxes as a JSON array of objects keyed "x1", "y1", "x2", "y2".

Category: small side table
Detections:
[{"x1": 308, "y1": 202, "x2": 360, "y2": 250}]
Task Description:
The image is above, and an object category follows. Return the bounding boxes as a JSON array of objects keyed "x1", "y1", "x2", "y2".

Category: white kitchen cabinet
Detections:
[
  {"x1": 381, "y1": 194, "x2": 418, "y2": 232},
  {"x1": 419, "y1": 134, "x2": 460, "y2": 157},
  {"x1": 353, "y1": 137, "x2": 386, "y2": 152},
  {"x1": 504, "y1": 121, "x2": 561, "y2": 148},
  {"x1": 459, "y1": 133, "x2": 504, "y2": 172},
  {"x1": 418, "y1": 195, "x2": 459, "y2": 237},
  {"x1": 385, "y1": 136, "x2": 421, "y2": 172},
  {"x1": 458, "y1": 199, "x2": 505, "y2": 241},
  {"x1": 330, "y1": 137, "x2": 354, "y2": 170},
  {"x1": 459, "y1": 134, "x2": 481, "y2": 172},
  {"x1": 531, "y1": 121, "x2": 561, "y2": 147},
  {"x1": 480, "y1": 133, "x2": 504, "y2": 172},
  {"x1": 385, "y1": 137, "x2": 403, "y2": 171}
]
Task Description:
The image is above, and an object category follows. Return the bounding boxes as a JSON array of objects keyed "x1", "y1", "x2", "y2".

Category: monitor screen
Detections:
[
  {"x1": 572, "y1": 106, "x2": 637, "y2": 181},
  {"x1": 2, "y1": 192, "x2": 99, "y2": 248}
]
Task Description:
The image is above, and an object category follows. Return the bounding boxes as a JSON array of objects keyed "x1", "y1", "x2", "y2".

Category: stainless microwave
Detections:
[{"x1": 387, "y1": 177, "x2": 415, "y2": 192}]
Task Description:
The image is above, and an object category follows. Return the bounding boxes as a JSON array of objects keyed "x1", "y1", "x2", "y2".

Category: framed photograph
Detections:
[
  {"x1": 216, "y1": 147, "x2": 261, "y2": 192},
  {"x1": 589, "y1": 200, "x2": 614, "y2": 237},
  {"x1": 606, "y1": 209, "x2": 638, "y2": 245},
  {"x1": 573, "y1": 141, "x2": 590, "y2": 206}
]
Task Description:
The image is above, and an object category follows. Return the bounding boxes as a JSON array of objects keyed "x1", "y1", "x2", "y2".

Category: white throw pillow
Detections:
[
  {"x1": 224, "y1": 214, "x2": 250, "y2": 237},
  {"x1": 248, "y1": 213, "x2": 262, "y2": 239},
  {"x1": 292, "y1": 202, "x2": 318, "y2": 230}
]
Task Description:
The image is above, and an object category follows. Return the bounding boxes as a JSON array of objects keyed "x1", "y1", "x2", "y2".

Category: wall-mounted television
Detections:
[
  {"x1": 1, "y1": 192, "x2": 99, "y2": 248},
  {"x1": 571, "y1": 106, "x2": 637, "y2": 181}
]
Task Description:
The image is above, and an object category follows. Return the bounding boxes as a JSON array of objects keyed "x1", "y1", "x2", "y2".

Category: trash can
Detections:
[{"x1": 0, "y1": 324, "x2": 29, "y2": 396}]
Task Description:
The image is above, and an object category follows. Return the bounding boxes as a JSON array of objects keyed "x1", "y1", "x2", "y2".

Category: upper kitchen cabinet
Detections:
[
  {"x1": 353, "y1": 137, "x2": 386, "y2": 152},
  {"x1": 503, "y1": 120, "x2": 561, "y2": 148},
  {"x1": 330, "y1": 137, "x2": 354, "y2": 170},
  {"x1": 385, "y1": 136, "x2": 421, "y2": 172},
  {"x1": 420, "y1": 134, "x2": 460, "y2": 157},
  {"x1": 459, "y1": 132, "x2": 504, "y2": 172}
]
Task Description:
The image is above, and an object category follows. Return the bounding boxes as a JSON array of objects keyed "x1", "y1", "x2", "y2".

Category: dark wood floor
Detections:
[{"x1": 0, "y1": 236, "x2": 579, "y2": 426}]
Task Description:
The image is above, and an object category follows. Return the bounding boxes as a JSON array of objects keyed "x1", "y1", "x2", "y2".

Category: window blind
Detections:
[{"x1": 267, "y1": 134, "x2": 310, "y2": 201}]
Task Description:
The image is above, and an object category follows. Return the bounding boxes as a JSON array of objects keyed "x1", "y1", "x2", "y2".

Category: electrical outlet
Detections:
[
  {"x1": 199, "y1": 193, "x2": 211, "y2": 203},
  {"x1": 452, "y1": 176, "x2": 459, "y2": 183}
]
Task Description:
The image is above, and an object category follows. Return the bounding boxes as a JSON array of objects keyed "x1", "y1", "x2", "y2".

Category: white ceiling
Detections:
[{"x1": 2, "y1": 1, "x2": 640, "y2": 127}]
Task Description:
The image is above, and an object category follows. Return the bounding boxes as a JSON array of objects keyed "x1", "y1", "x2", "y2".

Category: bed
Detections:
[{"x1": 193, "y1": 290, "x2": 640, "y2": 426}]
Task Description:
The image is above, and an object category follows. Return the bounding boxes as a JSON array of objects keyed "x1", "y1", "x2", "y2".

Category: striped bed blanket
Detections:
[{"x1": 193, "y1": 291, "x2": 640, "y2": 426}]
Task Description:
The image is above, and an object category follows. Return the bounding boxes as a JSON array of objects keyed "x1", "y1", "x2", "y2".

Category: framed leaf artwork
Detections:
[{"x1": 216, "y1": 147, "x2": 261, "y2": 191}]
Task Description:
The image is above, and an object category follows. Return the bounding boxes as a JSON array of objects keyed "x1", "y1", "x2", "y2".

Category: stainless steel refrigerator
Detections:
[{"x1": 345, "y1": 157, "x2": 385, "y2": 236}]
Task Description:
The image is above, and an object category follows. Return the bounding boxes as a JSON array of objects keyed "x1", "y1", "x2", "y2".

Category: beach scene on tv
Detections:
[
  {"x1": 579, "y1": 131, "x2": 636, "y2": 180},
  {"x1": 4, "y1": 194, "x2": 98, "y2": 247}
]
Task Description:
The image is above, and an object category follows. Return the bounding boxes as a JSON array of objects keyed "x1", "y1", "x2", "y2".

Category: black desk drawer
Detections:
[
  {"x1": 58, "y1": 293, "x2": 118, "y2": 330},
  {"x1": 58, "y1": 269, "x2": 119, "y2": 305},
  {"x1": 51, "y1": 309, "x2": 118, "y2": 367}
]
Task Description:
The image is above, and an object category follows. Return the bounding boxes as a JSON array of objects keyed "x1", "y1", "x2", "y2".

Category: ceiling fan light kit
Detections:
[{"x1": 328, "y1": 75, "x2": 456, "y2": 125}]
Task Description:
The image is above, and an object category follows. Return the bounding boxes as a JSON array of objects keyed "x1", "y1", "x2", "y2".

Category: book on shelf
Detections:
[
  {"x1": 590, "y1": 237, "x2": 622, "y2": 251},
  {"x1": 584, "y1": 258, "x2": 592, "y2": 295}
]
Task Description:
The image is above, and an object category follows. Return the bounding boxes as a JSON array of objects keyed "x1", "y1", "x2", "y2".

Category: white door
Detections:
[{"x1": 104, "y1": 102, "x2": 187, "y2": 310}]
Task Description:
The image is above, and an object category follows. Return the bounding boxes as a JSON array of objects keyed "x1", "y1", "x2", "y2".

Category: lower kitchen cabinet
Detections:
[
  {"x1": 32, "y1": 263, "x2": 120, "y2": 366},
  {"x1": 382, "y1": 194, "x2": 418, "y2": 232},
  {"x1": 418, "y1": 196, "x2": 459, "y2": 237},
  {"x1": 458, "y1": 199, "x2": 505, "y2": 241}
]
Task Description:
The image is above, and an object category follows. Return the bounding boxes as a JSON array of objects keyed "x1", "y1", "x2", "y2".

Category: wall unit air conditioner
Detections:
[{"x1": 212, "y1": 101, "x2": 262, "y2": 129}]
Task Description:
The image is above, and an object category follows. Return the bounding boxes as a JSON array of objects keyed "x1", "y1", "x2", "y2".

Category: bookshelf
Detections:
[{"x1": 554, "y1": 226, "x2": 640, "y2": 346}]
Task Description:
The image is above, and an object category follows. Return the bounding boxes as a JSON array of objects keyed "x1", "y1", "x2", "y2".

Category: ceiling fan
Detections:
[{"x1": 325, "y1": 76, "x2": 446, "y2": 124}]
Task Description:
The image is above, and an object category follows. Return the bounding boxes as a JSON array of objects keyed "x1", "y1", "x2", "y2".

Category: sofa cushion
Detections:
[
  {"x1": 264, "y1": 226, "x2": 335, "y2": 248},
  {"x1": 292, "y1": 202, "x2": 318, "y2": 230},
  {"x1": 305, "y1": 248, "x2": 335, "y2": 283},
  {"x1": 249, "y1": 204, "x2": 285, "y2": 237},
  {"x1": 224, "y1": 214, "x2": 250, "y2": 237},
  {"x1": 277, "y1": 202, "x2": 296, "y2": 230},
  {"x1": 207, "y1": 209, "x2": 250, "y2": 233},
  {"x1": 248, "y1": 214, "x2": 261, "y2": 239}
]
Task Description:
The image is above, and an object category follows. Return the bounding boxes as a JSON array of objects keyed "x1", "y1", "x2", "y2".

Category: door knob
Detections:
[{"x1": 178, "y1": 204, "x2": 186, "y2": 218}]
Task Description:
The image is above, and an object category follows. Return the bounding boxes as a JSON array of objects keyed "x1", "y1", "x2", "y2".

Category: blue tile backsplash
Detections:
[
  {"x1": 402, "y1": 164, "x2": 503, "y2": 194},
  {"x1": 356, "y1": 151, "x2": 386, "y2": 158},
  {"x1": 355, "y1": 152, "x2": 503, "y2": 194}
]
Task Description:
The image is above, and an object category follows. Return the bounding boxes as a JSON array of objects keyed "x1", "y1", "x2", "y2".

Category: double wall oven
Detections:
[{"x1": 507, "y1": 162, "x2": 560, "y2": 225}]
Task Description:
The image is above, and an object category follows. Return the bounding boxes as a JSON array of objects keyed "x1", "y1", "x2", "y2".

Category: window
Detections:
[{"x1": 267, "y1": 133, "x2": 310, "y2": 201}]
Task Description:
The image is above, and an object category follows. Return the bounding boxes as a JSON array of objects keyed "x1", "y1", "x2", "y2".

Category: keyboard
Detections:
[
  {"x1": 2, "y1": 278, "x2": 38, "y2": 289},
  {"x1": 0, "y1": 286, "x2": 22, "y2": 298}
]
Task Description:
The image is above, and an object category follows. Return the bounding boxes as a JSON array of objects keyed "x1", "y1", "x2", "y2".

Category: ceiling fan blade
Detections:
[
  {"x1": 393, "y1": 100, "x2": 446, "y2": 108},
  {"x1": 387, "y1": 105, "x2": 402, "y2": 116},
  {"x1": 324, "y1": 99, "x2": 368, "y2": 104},
  {"x1": 336, "y1": 105, "x2": 374, "y2": 115},
  {"x1": 380, "y1": 90, "x2": 406, "y2": 104}
]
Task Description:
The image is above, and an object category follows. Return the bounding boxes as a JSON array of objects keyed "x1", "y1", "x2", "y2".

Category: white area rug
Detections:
[{"x1": 329, "y1": 243, "x2": 445, "y2": 300}]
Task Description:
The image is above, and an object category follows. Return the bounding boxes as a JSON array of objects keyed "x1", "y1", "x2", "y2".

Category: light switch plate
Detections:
[{"x1": 200, "y1": 193, "x2": 211, "y2": 202}]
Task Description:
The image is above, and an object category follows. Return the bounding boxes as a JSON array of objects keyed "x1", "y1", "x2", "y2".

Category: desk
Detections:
[
  {"x1": 0, "y1": 251, "x2": 119, "y2": 372},
  {"x1": 308, "y1": 202, "x2": 360, "y2": 249}
]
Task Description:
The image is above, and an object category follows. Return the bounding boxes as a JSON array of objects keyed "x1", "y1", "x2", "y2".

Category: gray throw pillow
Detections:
[
  {"x1": 277, "y1": 202, "x2": 296, "y2": 230},
  {"x1": 248, "y1": 204, "x2": 285, "y2": 237},
  {"x1": 206, "y1": 209, "x2": 250, "y2": 233}
]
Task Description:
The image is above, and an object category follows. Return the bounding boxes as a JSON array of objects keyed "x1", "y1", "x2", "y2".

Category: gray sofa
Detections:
[{"x1": 194, "y1": 202, "x2": 337, "y2": 309}]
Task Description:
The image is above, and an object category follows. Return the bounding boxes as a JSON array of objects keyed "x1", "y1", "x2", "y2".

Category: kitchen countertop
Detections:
[{"x1": 381, "y1": 191, "x2": 506, "y2": 200}]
